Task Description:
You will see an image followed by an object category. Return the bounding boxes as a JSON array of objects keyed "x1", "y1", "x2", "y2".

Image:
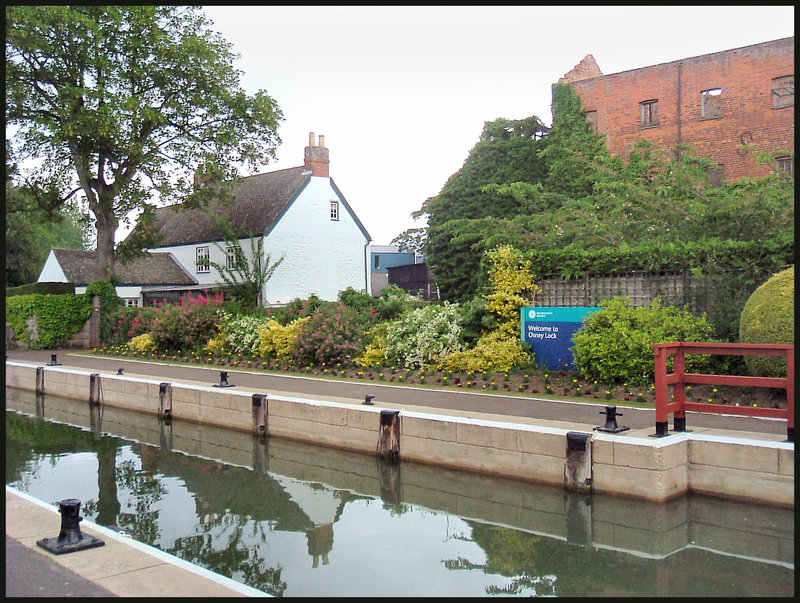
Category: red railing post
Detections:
[
  {"x1": 654, "y1": 345, "x2": 670, "y2": 437},
  {"x1": 651, "y1": 342, "x2": 793, "y2": 440},
  {"x1": 672, "y1": 347, "x2": 687, "y2": 432}
]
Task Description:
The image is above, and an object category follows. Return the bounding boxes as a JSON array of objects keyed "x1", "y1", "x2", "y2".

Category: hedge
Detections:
[
  {"x1": 6, "y1": 293, "x2": 93, "y2": 349},
  {"x1": 5, "y1": 282, "x2": 76, "y2": 297}
]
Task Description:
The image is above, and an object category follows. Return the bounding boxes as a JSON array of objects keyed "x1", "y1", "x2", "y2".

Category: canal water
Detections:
[{"x1": 5, "y1": 387, "x2": 794, "y2": 597}]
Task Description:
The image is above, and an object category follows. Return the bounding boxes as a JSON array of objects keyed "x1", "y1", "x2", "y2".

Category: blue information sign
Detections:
[{"x1": 520, "y1": 306, "x2": 601, "y2": 371}]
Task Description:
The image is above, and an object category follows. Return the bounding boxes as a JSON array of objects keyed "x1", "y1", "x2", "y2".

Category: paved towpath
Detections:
[{"x1": 6, "y1": 348, "x2": 789, "y2": 439}]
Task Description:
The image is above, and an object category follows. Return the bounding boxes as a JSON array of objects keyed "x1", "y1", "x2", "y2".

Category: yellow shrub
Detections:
[
  {"x1": 355, "y1": 322, "x2": 390, "y2": 367},
  {"x1": 204, "y1": 333, "x2": 228, "y2": 355},
  {"x1": 258, "y1": 317, "x2": 308, "y2": 360},
  {"x1": 441, "y1": 331, "x2": 531, "y2": 373},
  {"x1": 129, "y1": 332, "x2": 157, "y2": 352}
]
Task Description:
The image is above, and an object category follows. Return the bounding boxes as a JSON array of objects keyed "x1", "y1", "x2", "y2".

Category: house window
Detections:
[
  {"x1": 701, "y1": 88, "x2": 723, "y2": 119},
  {"x1": 330, "y1": 200, "x2": 339, "y2": 221},
  {"x1": 124, "y1": 298, "x2": 140, "y2": 307},
  {"x1": 374, "y1": 255, "x2": 380, "y2": 270},
  {"x1": 708, "y1": 164, "x2": 725, "y2": 188},
  {"x1": 226, "y1": 246, "x2": 239, "y2": 270},
  {"x1": 196, "y1": 246, "x2": 210, "y2": 273},
  {"x1": 776, "y1": 156, "x2": 794, "y2": 180},
  {"x1": 640, "y1": 100, "x2": 658, "y2": 128},
  {"x1": 584, "y1": 110, "x2": 598, "y2": 133},
  {"x1": 772, "y1": 75, "x2": 794, "y2": 108}
]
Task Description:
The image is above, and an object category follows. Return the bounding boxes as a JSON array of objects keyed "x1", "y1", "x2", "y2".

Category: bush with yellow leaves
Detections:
[
  {"x1": 257, "y1": 317, "x2": 309, "y2": 361},
  {"x1": 128, "y1": 332, "x2": 157, "y2": 352}
]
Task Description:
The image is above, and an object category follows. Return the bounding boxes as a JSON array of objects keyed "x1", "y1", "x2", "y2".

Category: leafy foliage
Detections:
[
  {"x1": 414, "y1": 81, "x2": 794, "y2": 344},
  {"x1": 291, "y1": 304, "x2": 373, "y2": 367},
  {"x1": 207, "y1": 308, "x2": 265, "y2": 356},
  {"x1": 109, "y1": 306, "x2": 159, "y2": 346},
  {"x1": 572, "y1": 297, "x2": 715, "y2": 384},
  {"x1": 149, "y1": 292, "x2": 224, "y2": 352},
  {"x1": 441, "y1": 245, "x2": 538, "y2": 372},
  {"x1": 85, "y1": 280, "x2": 124, "y2": 344},
  {"x1": 738, "y1": 266, "x2": 794, "y2": 377},
  {"x1": 6, "y1": 5, "x2": 283, "y2": 278},
  {"x1": 257, "y1": 318, "x2": 309, "y2": 362},
  {"x1": 5, "y1": 293, "x2": 92, "y2": 349},
  {"x1": 383, "y1": 303, "x2": 465, "y2": 370}
]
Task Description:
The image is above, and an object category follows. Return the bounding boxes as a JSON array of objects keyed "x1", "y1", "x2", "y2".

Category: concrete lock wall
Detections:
[{"x1": 4, "y1": 361, "x2": 793, "y2": 506}]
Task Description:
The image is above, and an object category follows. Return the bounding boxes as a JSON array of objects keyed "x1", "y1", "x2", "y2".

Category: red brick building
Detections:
[{"x1": 556, "y1": 37, "x2": 794, "y2": 182}]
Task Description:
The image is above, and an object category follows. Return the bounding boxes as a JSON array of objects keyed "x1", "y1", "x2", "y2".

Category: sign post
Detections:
[{"x1": 521, "y1": 307, "x2": 600, "y2": 371}]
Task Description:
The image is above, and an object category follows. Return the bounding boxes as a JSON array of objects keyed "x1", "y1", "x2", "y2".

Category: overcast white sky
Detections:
[{"x1": 201, "y1": 5, "x2": 794, "y2": 245}]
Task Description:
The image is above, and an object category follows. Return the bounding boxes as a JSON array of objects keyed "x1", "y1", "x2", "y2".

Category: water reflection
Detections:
[{"x1": 5, "y1": 387, "x2": 794, "y2": 597}]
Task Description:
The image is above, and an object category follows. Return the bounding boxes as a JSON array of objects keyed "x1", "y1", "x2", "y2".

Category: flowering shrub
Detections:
[
  {"x1": 291, "y1": 304, "x2": 371, "y2": 366},
  {"x1": 149, "y1": 293, "x2": 223, "y2": 352},
  {"x1": 258, "y1": 317, "x2": 309, "y2": 361},
  {"x1": 355, "y1": 322, "x2": 390, "y2": 367},
  {"x1": 110, "y1": 306, "x2": 159, "y2": 346},
  {"x1": 268, "y1": 294, "x2": 329, "y2": 325},
  {"x1": 441, "y1": 331, "x2": 531, "y2": 373},
  {"x1": 128, "y1": 333, "x2": 156, "y2": 352},
  {"x1": 442, "y1": 245, "x2": 538, "y2": 372},
  {"x1": 213, "y1": 309, "x2": 264, "y2": 355},
  {"x1": 383, "y1": 303, "x2": 465, "y2": 369}
]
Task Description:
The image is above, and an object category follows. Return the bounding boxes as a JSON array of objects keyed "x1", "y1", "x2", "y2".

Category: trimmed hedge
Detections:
[
  {"x1": 526, "y1": 236, "x2": 793, "y2": 279},
  {"x1": 6, "y1": 293, "x2": 92, "y2": 349},
  {"x1": 738, "y1": 266, "x2": 794, "y2": 377},
  {"x1": 6, "y1": 282, "x2": 76, "y2": 297}
]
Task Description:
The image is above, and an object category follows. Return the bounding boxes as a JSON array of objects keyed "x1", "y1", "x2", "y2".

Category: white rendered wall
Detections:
[
  {"x1": 263, "y1": 176, "x2": 370, "y2": 304},
  {"x1": 149, "y1": 239, "x2": 257, "y2": 289},
  {"x1": 37, "y1": 251, "x2": 68, "y2": 282}
]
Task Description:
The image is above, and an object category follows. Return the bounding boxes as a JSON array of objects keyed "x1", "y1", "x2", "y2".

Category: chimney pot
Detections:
[{"x1": 304, "y1": 133, "x2": 329, "y2": 177}]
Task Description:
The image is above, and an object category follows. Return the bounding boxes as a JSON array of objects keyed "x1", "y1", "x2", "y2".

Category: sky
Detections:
[{"x1": 198, "y1": 6, "x2": 793, "y2": 245}]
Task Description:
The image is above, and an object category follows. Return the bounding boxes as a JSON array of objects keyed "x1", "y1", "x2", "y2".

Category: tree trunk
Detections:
[{"x1": 94, "y1": 205, "x2": 118, "y2": 282}]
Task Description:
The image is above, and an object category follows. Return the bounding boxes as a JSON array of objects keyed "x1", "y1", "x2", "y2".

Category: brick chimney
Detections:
[{"x1": 304, "y1": 132, "x2": 329, "y2": 177}]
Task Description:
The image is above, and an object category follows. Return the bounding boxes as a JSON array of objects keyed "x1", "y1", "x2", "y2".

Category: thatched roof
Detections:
[
  {"x1": 150, "y1": 166, "x2": 311, "y2": 247},
  {"x1": 51, "y1": 248, "x2": 196, "y2": 286}
]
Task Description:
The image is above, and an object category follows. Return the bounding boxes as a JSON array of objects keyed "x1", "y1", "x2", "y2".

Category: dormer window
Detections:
[{"x1": 330, "y1": 200, "x2": 339, "y2": 221}]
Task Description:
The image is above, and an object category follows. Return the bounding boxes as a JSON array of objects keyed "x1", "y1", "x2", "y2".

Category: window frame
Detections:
[
  {"x1": 196, "y1": 246, "x2": 210, "y2": 273},
  {"x1": 640, "y1": 100, "x2": 659, "y2": 129},
  {"x1": 330, "y1": 200, "x2": 340, "y2": 221},
  {"x1": 776, "y1": 155, "x2": 794, "y2": 180},
  {"x1": 772, "y1": 75, "x2": 794, "y2": 109},
  {"x1": 701, "y1": 88, "x2": 723, "y2": 119}
]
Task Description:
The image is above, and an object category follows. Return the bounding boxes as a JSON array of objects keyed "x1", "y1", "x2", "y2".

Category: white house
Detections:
[
  {"x1": 138, "y1": 132, "x2": 372, "y2": 305},
  {"x1": 37, "y1": 248, "x2": 197, "y2": 307}
]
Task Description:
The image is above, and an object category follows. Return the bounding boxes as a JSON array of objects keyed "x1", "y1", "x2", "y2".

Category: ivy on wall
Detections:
[{"x1": 6, "y1": 293, "x2": 93, "y2": 349}]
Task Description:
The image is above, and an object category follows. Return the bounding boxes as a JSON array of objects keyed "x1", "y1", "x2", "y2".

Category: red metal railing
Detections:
[{"x1": 654, "y1": 342, "x2": 794, "y2": 441}]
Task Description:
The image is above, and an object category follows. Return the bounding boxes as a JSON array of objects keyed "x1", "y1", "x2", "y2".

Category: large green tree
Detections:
[
  {"x1": 5, "y1": 164, "x2": 91, "y2": 287},
  {"x1": 6, "y1": 5, "x2": 282, "y2": 281}
]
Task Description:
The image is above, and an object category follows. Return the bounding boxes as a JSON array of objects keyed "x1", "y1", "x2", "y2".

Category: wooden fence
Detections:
[{"x1": 537, "y1": 269, "x2": 712, "y2": 313}]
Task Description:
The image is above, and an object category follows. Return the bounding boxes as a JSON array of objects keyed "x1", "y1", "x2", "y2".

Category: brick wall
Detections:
[{"x1": 559, "y1": 37, "x2": 794, "y2": 181}]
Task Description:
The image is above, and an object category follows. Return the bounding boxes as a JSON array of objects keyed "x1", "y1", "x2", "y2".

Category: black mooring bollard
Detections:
[
  {"x1": 213, "y1": 370, "x2": 234, "y2": 387},
  {"x1": 48, "y1": 354, "x2": 61, "y2": 366},
  {"x1": 595, "y1": 405, "x2": 630, "y2": 433},
  {"x1": 117, "y1": 367, "x2": 125, "y2": 375},
  {"x1": 363, "y1": 394, "x2": 375, "y2": 406},
  {"x1": 36, "y1": 499, "x2": 104, "y2": 555}
]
